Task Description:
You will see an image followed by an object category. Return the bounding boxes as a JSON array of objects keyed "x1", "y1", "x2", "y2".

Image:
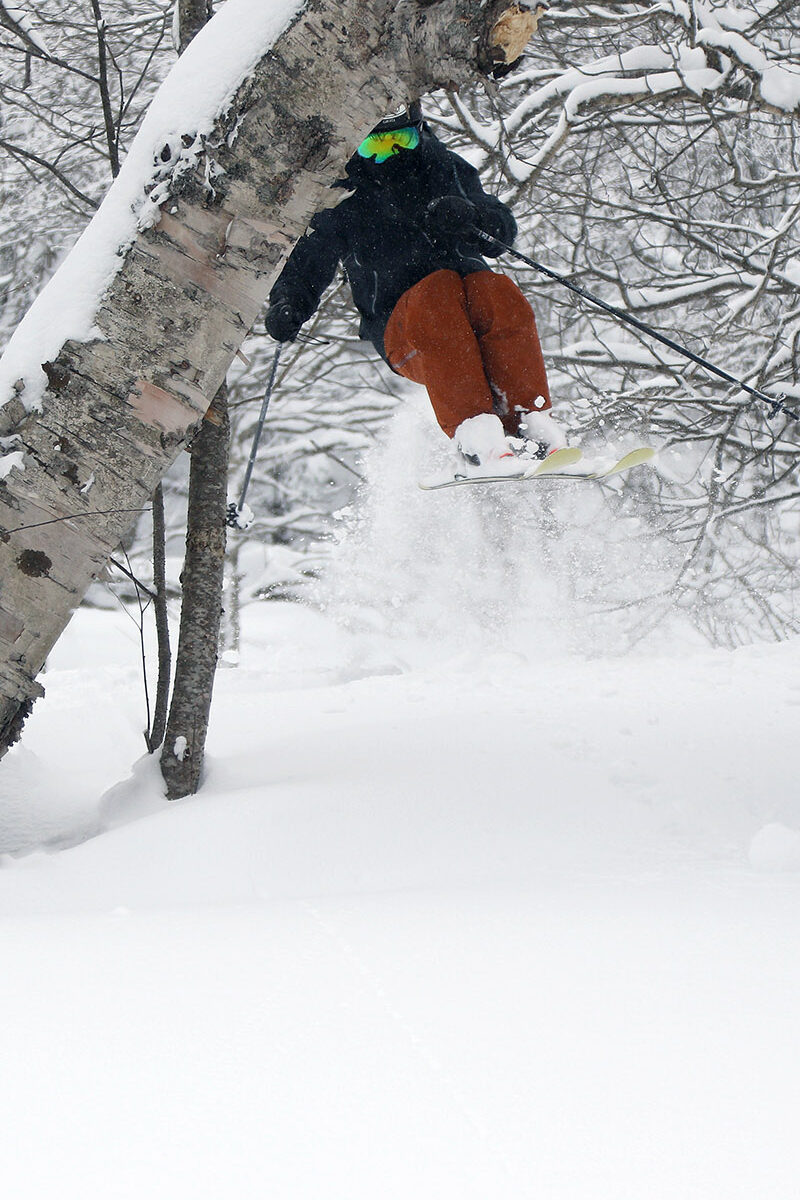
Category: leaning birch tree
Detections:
[{"x1": 0, "y1": 0, "x2": 545, "y2": 757}]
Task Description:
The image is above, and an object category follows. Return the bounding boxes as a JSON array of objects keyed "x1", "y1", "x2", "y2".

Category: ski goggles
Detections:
[{"x1": 357, "y1": 125, "x2": 420, "y2": 163}]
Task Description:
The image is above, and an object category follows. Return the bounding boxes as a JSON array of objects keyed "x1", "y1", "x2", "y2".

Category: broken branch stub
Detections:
[{"x1": 479, "y1": 2, "x2": 548, "y2": 76}]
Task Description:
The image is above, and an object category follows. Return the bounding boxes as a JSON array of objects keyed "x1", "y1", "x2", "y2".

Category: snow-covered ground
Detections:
[{"x1": 2, "y1": 407, "x2": 800, "y2": 1198}]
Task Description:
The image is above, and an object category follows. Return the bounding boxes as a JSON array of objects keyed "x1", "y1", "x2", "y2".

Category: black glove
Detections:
[
  {"x1": 265, "y1": 301, "x2": 302, "y2": 343},
  {"x1": 475, "y1": 209, "x2": 510, "y2": 256},
  {"x1": 426, "y1": 195, "x2": 479, "y2": 240}
]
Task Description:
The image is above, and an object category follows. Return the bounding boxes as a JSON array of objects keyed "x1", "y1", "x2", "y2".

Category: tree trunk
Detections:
[
  {"x1": 146, "y1": 480, "x2": 171, "y2": 751},
  {"x1": 0, "y1": 0, "x2": 543, "y2": 758},
  {"x1": 176, "y1": 0, "x2": 213, "y2": 54},
  {"x1": 145, "y1": 0, "x2": 215, "y2": 760},
  {"x1": 160, "y1": 383, "x2": 229, "y2": 798},
  {"x1": 152, "y1": 0, "x2": 228, "y2": 794}
]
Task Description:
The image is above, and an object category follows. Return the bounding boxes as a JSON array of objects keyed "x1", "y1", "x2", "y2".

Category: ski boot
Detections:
[
  {"x1": 515, "y1": 409, "x2": 569, "y2": 461},
  {"x1": 453, "y1": 414, "x2": 520, "y2": 477}
]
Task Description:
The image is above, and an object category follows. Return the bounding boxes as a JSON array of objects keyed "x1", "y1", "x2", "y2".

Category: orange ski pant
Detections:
[{"x1": 384, "y1": 268, "x2": 551, "y2": 439}]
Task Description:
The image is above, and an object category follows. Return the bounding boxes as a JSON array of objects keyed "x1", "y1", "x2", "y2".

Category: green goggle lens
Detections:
[{"x1": 357, "y1": 126, "x2": 420, "y2": 163}]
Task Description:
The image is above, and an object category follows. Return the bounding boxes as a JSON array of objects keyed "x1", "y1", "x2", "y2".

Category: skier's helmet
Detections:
[
  {"x1": 368, "y1": 101, "x2": 423, "y2": 136},
  {"x1": 357, "y1": 101, "x2": 423, "y2": 162}
]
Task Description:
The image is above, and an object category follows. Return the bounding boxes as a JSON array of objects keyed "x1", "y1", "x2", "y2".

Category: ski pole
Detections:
[
  {"x1": 226, "y1": 342, "x2": 282, "y2": 529},
  {"x1": 473, "y1": 228, "x2": 800, "y2": 423}
]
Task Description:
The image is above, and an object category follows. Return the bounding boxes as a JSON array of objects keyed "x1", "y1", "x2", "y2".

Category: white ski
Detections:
[{"x1": 419, "y1": 446, "x2": 655, "y2": 491}]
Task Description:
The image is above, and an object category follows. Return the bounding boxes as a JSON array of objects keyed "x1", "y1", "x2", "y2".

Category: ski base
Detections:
[{"x1": 419, "y1": 446, "x2": 655, "y2": 491}]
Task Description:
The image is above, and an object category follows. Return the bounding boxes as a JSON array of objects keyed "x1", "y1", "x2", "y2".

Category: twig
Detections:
[
  {"x1": 5, "y1": 507, "x2": 146, "y2": 534},
  {"x1": 108, "y1": 555, "x2": 156, "y2": 599},
  {"x1": 89, "y1": 0, "x2": 121, "y2": 176}
]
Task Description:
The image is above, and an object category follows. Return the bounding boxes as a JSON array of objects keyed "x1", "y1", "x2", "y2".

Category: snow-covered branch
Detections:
[{"x1": 0, "y1": 1, "x2": 51, "y2": 58}]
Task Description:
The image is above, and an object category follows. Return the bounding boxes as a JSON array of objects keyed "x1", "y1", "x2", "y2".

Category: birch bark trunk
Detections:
[{"x1": 0, "y1": 0, "x2": 545, "y2": 757}]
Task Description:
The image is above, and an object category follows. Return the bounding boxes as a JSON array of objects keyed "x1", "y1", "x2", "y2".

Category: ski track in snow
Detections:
[{"x1": 2, "y1": 402, "x2": 800, "y2": 1197}]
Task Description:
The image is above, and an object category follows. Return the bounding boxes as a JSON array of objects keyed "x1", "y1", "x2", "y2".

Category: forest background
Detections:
[{"x1": 2, "y1": 0, "x2": 800, "y2": 680}]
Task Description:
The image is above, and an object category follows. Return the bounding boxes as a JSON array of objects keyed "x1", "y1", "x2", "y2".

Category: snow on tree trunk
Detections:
[{"x1": 0, "y1": 0, "x2": 542, "y2": 757}]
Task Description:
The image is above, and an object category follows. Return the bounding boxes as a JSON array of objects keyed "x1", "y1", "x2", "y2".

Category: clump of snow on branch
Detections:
[
  {"x1": 0, "y1": 0, "x2": 303, "y2": 416},
  {"x1": 0, "y1": 1, "x2": 51, "y2": 57},
  {"x1": 696, "y1": 27, "x2": 800, "y2": 111},
  {"x1": 0, "y1": 451, "x2": 25, "y2": 481}
]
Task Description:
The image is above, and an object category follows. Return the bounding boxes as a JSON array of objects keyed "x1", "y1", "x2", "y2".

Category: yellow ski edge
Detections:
[
  {"x1": 522, "y1": 446, "x2": 584, "y2": 477},
  {"x1": 593, "y1": 446, "x2": 656, "y2": 478}
]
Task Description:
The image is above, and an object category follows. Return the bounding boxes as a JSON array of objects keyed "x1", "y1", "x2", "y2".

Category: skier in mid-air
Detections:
[{"x1": 264, "y1": 102, "x2": 566, "y2": 472}]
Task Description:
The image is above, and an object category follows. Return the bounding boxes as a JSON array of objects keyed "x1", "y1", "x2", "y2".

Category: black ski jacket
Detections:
[{"x1": 267, "y1": 127, "x2": 517, "y2": 360}]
